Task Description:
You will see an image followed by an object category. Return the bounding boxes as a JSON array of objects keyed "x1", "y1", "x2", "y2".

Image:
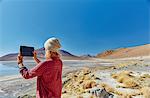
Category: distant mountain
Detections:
[
  {"x1": 1, "y1": 44, "x2": 149, "y2": 61},
  {"x1": 0, "y1": 53, "x2": 19, "y2": 61},
  {"x1": 59, "y1": 50, "x2": 76, "y2": 57},
  {"x1": 96, "y1": 44, "x2": 150, "y2": 59},
  {"x1": 0, "y1": 48, "x2": 80, "y2": 61},
  {"x1": 80, "y1": 54, "x2": 95, "y2": 58}
]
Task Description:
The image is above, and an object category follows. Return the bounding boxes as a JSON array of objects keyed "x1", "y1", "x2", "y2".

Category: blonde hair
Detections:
[
  {"x1": 44, "y1": 37, "x2": 61, "y2": 52},
  {"x1": 50, "y1": 51, "x2": 60, "y2": 59}
]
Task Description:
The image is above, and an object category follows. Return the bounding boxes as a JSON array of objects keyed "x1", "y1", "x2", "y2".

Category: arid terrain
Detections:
[
  {"x1": 0, "y1": 44, "x2": 150, "y2": 98},
  {"x1": 96, "y1": 44, "x2": 150, "y2": 59}
]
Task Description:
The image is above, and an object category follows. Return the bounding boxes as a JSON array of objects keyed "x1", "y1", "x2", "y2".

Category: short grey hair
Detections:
[{"x1": 44, "y1": 37, "x2": 61, "y2": 52}]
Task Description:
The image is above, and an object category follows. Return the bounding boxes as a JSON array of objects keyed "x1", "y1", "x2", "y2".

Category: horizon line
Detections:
[{"x1": 0, "y1": 43, "x2": 149, "y2": 57}]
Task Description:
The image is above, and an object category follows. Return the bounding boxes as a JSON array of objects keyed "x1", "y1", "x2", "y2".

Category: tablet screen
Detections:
[{"x1": 20, "y1": 46, "x2": 34, "y2": 56}]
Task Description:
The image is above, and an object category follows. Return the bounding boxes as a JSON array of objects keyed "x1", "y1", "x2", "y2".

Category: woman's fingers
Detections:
[
  {"x1": 33, "y1": 51, "x2": 35, "y2": 54},
  {"x1": 18, "y1": 53, "x2": 23, "y2": 59},
  {"x1": 33, "y1": 51, "x2": 36, "y2": 55},
  {"x1": 33, "y1": 51, "x2": 37, "y2": 58}
]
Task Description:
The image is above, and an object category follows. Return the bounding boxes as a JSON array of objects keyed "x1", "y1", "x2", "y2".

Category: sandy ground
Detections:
[{"x1": 0, "y1": 57, "x2": 150, "y2": 98}]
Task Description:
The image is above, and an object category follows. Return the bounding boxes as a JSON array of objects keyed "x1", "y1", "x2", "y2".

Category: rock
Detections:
[{"x1": 89, "y1": 87, "x2": 114, "y2": 98}]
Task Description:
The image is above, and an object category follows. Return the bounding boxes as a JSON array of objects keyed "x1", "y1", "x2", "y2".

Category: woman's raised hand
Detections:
[
  {"x1": 17, "y1": 53, "x2": 23, "y2": 64},
  {"x1": 33, "y1": 51, "x2": 41, "y2": 64},
  {"x1": 33, "y1": 51, "x2": 37, "y2": 58}
]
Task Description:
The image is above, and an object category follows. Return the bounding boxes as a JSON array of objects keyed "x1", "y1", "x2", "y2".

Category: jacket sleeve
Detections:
[{"x1": 20, "y1": 61, "x2": 47, "y2": 79}]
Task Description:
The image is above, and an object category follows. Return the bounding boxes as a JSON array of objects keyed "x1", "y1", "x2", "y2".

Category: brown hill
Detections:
[{"x1": 96, "y1": 44, "x2": 150, "y2": 59}]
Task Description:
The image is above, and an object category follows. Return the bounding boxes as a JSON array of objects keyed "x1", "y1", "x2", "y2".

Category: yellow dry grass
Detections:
[
  {"x1": 99, "y1": 83, "x2": 115, "y2": 93},
  {"x1": 111, "y1": 71, "x2": 138, "y2": 88},
  {"x1": 123, "y1": 78, "x2": 138, "y2": 88},
  {"x1": 99, "y1": 83, "x2": 126, "y2": 97},
  {"x1": 113, "y1": 61, "x2": 144, "y2": 69},
  {"x1": 111, "y1": 71, "x2": 150, "y2": 98},
  {"x1": 83, "y1": 80, "x2": 96, "y2": 89},
  {"x1": 140, "y1": 74, "x2": 150, "y2": 78}
]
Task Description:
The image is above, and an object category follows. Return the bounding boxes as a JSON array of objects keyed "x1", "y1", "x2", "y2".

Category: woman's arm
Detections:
[
  {"x1": 33, "y1": 51, "x2": 41, "y2": 64},
  {"x1": 33, "y1": 56, "x2": 41, "y2": 64},
  {"x1": 17, "y1": 54, "x2": 45, "y2": 79},
  {"x1": 19, "y1": 62, "x2": 46, "y2": 79}
]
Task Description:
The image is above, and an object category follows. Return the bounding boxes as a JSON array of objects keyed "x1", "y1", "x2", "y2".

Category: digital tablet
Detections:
[{"x1": 20, "y1": 46, "x2": 34, "y2": 56}]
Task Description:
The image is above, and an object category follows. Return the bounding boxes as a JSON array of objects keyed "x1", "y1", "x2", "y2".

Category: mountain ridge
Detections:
[
  {"x1": 0, "y1": 48, "x2": 80, "y2": 61},
  {"x1": 96, "y1": 44, "x2": 150, "y2": 59},
  {"x1": 0, "y1": 44, "x2": 150, "y2": 61}
]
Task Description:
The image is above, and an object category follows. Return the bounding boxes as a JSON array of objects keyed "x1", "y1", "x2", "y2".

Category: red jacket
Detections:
[{"x1": 20, "y1": 57, "x2": 63, "y2": 98}]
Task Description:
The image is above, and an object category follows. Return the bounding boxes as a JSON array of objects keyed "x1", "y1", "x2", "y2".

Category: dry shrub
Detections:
[
  {"x1": 99, "y1": 83, "x2": 115, "y2": 93},
  {"x1": 89, "y1": 95, "x2": 96, "y2": 98},
  {"x1": 99, "y1": 83, "x2": 141, "y2": 97},
  {"x1": 111, "y1": 73, "x2": 118, "y2": 79},
  {"x1": 83, "y1": 75, "x2": 90, "y2": 80},
  {"x1": 111, "y1": 71, "x2": 138, "y2": 88},
  {"x1": 118, "y1": 87, "x2": 150, "y2": 98},
  {"x1": 114, "y1": 61, "x2": 141, "y2": 69},
  {"x1": 111, "y1": 71, "x2": 150, "y2": 97},
  {"x1": 111, "y1": 71, "x2": 132, "y2": 79},
  {"x1": 117, "y1": 75, "x2": 128, "y2": 83},
  {"x1": 121, "y1": 71, "x2": 133, "y2": 75},
  {"x1": 122, "y1": 94, "x2": 132, "y2": 98},
  {"x1": 83, "y1": 80, "x2": 96, "y2": 89},
  {"x1": 114, "y1": 90, "x2": 123, "y2": 96},
  {"x1": 140, "y1": 74, "x2": 150, "y2": 78},
  {"x1": 123, "y1": 78, "x2": 138, "y2": 88}
]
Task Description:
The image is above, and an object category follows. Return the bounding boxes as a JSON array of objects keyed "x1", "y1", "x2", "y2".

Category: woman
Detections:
[{"x1": 17, "y1": 37, "x2": 63, "y2": 98}]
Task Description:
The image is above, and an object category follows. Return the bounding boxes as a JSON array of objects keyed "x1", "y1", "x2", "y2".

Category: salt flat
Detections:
[{"x1": 0, "y1": 57, "x2": 149, "y2": 98}]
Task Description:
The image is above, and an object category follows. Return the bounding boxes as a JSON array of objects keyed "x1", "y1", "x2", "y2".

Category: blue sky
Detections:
[{"x1": 0, "y1": 0, "x2": 149, "y2": 56}]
